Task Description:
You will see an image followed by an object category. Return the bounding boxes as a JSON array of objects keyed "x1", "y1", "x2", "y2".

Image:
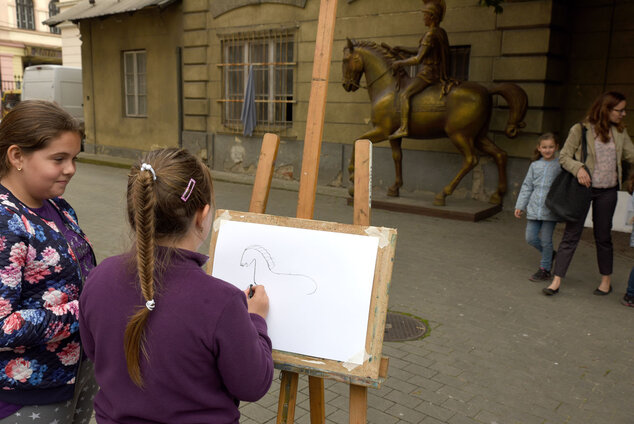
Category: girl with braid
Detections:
[{"x1": 79, "y1": 148, "x2": 273, "y2": 423}]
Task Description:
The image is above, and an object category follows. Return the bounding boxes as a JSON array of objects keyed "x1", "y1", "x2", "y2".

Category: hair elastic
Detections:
[
  {"x1": 145, "y1": 299, "x2": 156, "y2": 311},
  {"x1": 140, "y1": 163, "x2": 157, "y2": 181},
  {"x1": 181, "y1": 178, "x2": 196, "y2": 202}
]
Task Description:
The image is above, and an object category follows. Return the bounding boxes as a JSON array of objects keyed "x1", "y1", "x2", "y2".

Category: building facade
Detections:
[
  {"x1": 51, "y1": 0, "x2": 634, "y2": 204},
  {"x1": 0, "y1": 0, "x2": 62, "y2": 91}
]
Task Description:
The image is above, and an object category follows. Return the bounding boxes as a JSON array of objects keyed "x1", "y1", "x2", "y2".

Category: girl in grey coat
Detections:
[{"x1": 515, "y1": 133, "x2": 561, "y2": 281}]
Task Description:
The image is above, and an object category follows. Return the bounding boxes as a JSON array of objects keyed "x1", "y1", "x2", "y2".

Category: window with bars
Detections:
[
  {"x1": 16, "y1": 0, "x2": 34, "y2": 30},
  {"x1": 123, "y1": 50, "x2": 147, "y2": 117},
  {"x1": 48, "y1": 0, "x2": 60, "y2": 34},
  {"x1": 219, "y1": 30, "x2": 295, "y2": 133}
]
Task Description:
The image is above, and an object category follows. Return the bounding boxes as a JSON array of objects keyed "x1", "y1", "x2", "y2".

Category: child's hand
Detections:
[
  {"x1": 245, "y1": 285, "x2": 269, "y2": 319},
  {"x1": 514, "y1": 209, "x2": 523, "y2": 218}
]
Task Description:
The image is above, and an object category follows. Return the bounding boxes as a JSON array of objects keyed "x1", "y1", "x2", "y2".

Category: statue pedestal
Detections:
[{"x1": 347, "y1": 192, "x2": 502, "y2": 222}]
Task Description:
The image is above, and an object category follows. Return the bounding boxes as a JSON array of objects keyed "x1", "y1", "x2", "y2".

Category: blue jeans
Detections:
[{"x1": 525, "y1": 220, "x2": 557, "y2": 270}]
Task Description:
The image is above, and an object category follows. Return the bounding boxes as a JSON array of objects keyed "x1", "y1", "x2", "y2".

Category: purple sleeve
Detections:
[
  {"x1": 214, "y1": 292, "x2": 273, "y2": 402},
  {"x1": 78, "y1": 293, "x2": 95, "y2": 361}
]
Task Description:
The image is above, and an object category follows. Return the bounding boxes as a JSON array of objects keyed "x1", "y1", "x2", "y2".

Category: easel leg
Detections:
[
  {"x1": 309, "y1": 376, "x2": 325, "y2": 423},
  {"x1": 350, "y1": 139, "x2": 371, "y2": 424},
  {"x1": 349, "y1": 384, "x2": 367, "y2": 424},
  {"x1": 277, "y1": 371, "x2": 299, "y2": 424}
]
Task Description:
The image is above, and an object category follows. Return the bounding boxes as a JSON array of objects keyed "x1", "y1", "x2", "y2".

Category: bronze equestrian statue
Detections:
[{"x1": 342, "y1": 37, "x2": 527, "y2": 206}]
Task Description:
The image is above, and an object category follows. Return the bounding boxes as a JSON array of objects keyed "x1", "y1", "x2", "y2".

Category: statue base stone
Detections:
[{"x1": 347, "y1": 191, "x2": 502, "y2": 222}]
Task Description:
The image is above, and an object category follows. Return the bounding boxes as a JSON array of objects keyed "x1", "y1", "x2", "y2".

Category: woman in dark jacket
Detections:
[
  {"x1": 0, "y1": 101, "x2": 97, "y2": 423},
  {"x1": 544, "y1": 92, "x2": 634, "y2": 296}
]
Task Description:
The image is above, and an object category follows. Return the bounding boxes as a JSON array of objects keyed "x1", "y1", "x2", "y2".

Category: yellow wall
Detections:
[{"x1": 81, "y1": 5, "x2": 183, "y2": 155}]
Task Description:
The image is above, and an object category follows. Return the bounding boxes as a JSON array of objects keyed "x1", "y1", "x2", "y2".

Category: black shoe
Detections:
[
  {"x1": 542, "y1": 287, "x2": 559, "y2": 296},
  {"x1": 529, "y1": 268, "x2": 551, "y2": 282},
  {"x1": 593, "y1": 286, "x2": 612, "y2": 296},
  {"x1": 621, "y1": 294, "x2": 634, "y2": 307}
]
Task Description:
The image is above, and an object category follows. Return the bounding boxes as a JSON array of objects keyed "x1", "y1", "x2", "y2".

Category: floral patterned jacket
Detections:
[{"x1": 0, "y1": 184, "x2": 94, "y2": 404}]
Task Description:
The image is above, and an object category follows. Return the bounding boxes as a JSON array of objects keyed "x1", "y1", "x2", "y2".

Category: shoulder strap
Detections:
[{"x1": 579, "y1": 122, "x2": 588, "y2": 164}]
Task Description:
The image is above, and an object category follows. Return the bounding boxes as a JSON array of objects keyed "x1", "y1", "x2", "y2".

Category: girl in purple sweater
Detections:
[{"x1": 79, "y1": 148, "x2": 273, "y2": 423}]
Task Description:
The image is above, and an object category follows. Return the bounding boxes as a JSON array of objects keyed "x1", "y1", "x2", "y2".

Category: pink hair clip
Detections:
[{"x1": 181, "y1": 178, "x2": 196, "y2": 202}]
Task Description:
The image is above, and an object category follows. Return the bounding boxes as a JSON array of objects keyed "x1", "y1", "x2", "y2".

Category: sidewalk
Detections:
[{"x1": 69, "y1": 160, "x2": 634, "y2": 424}]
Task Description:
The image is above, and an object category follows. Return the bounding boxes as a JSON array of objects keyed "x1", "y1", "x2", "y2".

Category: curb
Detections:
[{"x1": 77, "y1": 153, "x2": 350, "y2": 199}]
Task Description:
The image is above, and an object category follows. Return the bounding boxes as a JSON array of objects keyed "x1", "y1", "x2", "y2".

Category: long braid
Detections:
[
  {"x1": 123, "y1": 169, "x2": 157, "y2": 387},
  {"x1": 122, "y1": 148, "x2": 214, "y2": 388}
]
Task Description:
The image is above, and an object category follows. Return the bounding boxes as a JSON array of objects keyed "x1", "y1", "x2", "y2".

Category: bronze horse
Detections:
[{"x1": 342, "y1": 38, "x2": 527, "y2": 206}]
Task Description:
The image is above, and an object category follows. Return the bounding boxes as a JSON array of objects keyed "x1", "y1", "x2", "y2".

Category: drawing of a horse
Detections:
[
  {"x1": 240, "y1": 245, "x2": 317, "y2": 295},
  {"x1": 342, "y1": 38, "x2": 528, "y2": 206}
]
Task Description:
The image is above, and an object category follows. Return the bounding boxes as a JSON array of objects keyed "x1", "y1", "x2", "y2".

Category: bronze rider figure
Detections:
[{"x1": 388, "y1": 0, "x2": 451, "y2": 140}]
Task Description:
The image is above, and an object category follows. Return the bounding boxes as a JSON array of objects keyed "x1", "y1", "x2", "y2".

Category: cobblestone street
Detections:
[{"x1": 69, "y1": 161, "x2": 634, "y2": 424}]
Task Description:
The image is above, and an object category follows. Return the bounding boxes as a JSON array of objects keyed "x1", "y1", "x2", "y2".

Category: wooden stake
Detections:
[
  {"x1": 296, "y1": 0, "x2": 339, "y2": 220},
  {"x1": 249, "y1": 133, "x2": 280, "y2": 213},
  {"x1": 349, "y1": 139, "x2": 372, "y2": 423},
  {"x1": 353, "y1": 139, "x2": 371, "y2": 227}
]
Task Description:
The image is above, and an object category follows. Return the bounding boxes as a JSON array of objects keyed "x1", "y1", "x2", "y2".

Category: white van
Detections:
[{"x1": 21, "y1": 65, "x2": 83, "y2": 120}]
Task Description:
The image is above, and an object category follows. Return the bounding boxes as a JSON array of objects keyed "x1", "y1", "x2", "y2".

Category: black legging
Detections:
[{"x1": 553, "y1": 186, "x2": 618, "y2": 277}]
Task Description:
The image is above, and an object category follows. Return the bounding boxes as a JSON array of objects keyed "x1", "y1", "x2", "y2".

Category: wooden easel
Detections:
[
  {"x1": 243, "y1": 0, "x2": 390, "y2": 421},
  {"x1": 243, "y1": 137, "x2": 388, "y2": 424}
]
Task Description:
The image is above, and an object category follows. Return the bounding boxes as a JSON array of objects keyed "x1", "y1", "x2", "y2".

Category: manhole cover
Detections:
[{"x1": 384, "y1": 312, "x2": 428, "y2": 342}]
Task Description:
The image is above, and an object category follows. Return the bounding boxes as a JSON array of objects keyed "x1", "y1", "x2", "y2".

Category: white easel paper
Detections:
[{"x1": 212, "y1": 219, "x2": 379, "y2": 364}]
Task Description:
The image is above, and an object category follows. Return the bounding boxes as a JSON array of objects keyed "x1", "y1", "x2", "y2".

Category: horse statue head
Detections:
[{"x1": 342, "y1": 38, "x2": 364, "y2": 92}]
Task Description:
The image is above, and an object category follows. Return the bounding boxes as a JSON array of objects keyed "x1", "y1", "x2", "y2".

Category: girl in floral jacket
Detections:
[{"x1": 0, "y1": 101, "x2": 96, "y2": 423}]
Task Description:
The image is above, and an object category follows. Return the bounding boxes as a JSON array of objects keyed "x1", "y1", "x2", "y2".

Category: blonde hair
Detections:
[{"x1": 124, "y1": 148, "x2": 214, "y2": 387}]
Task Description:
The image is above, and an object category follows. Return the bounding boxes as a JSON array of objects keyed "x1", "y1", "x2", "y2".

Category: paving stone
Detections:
[{"x1": 415, "y1": 401, "x2": 456, "y2": 422}]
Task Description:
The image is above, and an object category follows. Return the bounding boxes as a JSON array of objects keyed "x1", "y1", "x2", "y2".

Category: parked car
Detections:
[{"x1": 22, "y1": 65, "x2": 83, "y2": 121}]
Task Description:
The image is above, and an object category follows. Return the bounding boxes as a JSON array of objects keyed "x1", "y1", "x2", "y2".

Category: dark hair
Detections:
[
  {"x1": 531, "y1": 132, "x2": 558, "y2": 162},
  {"x1": 124, "y1": 148, "x2": 214, "y2": 387},
  {"x1": 0, "y1": 100, "x2": 81, "y2": 177},
  {"x1": 586, "y1": 91, "x2": 626, "y2": 143}
]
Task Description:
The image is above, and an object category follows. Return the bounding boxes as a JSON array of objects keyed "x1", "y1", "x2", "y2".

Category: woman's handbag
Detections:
[{"x1": 545, "y1": 124, "x2": 592, "y2": 222}]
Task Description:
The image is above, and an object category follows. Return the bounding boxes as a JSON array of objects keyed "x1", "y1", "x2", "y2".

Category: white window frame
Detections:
[{"x1": 123, "y1": 50, "x2": 147, "y2": 117}]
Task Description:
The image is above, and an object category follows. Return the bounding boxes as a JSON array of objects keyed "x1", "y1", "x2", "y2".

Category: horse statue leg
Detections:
[
  {"x1": 434, "y1": 132, "x2": 478, "y2": 206},
  {"x1": 475, "y1": 134, "x2": 508, "y2": 204},
  {"x1": 387, "y1": 137, "x2": 403, "y2": 197}
]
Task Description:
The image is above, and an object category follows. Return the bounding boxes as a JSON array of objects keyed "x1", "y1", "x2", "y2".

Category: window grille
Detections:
[
  {"x1": 219, "y1": 29, "x2": 295, "y2": 133},
  {"x1": 16, "y1": 0, "x2": 34, "y2": 30},
  {"x1": 48, "y1": 0, "x2": 60, "y2": 34},
  {"x1": 123, "y1": 50, "x2": 147, "y2": 117}
]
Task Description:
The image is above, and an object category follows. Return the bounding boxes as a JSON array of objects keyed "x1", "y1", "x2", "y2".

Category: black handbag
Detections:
[{"x1": 545, "y1": 123, "x2": 592, "y2": 222}]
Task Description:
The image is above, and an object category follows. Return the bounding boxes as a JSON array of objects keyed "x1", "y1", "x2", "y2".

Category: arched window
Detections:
[
  {"x1": 48, "y1": 0, "x2": 60, "y2": 34},
  {"x1": 15, "y1": 0, "x2": 34, "y2": 30}
]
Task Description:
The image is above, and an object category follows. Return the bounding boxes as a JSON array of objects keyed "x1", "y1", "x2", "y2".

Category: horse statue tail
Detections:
[{"x1": 488, "y1": 83, "x2": 528, "y2": 138}]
